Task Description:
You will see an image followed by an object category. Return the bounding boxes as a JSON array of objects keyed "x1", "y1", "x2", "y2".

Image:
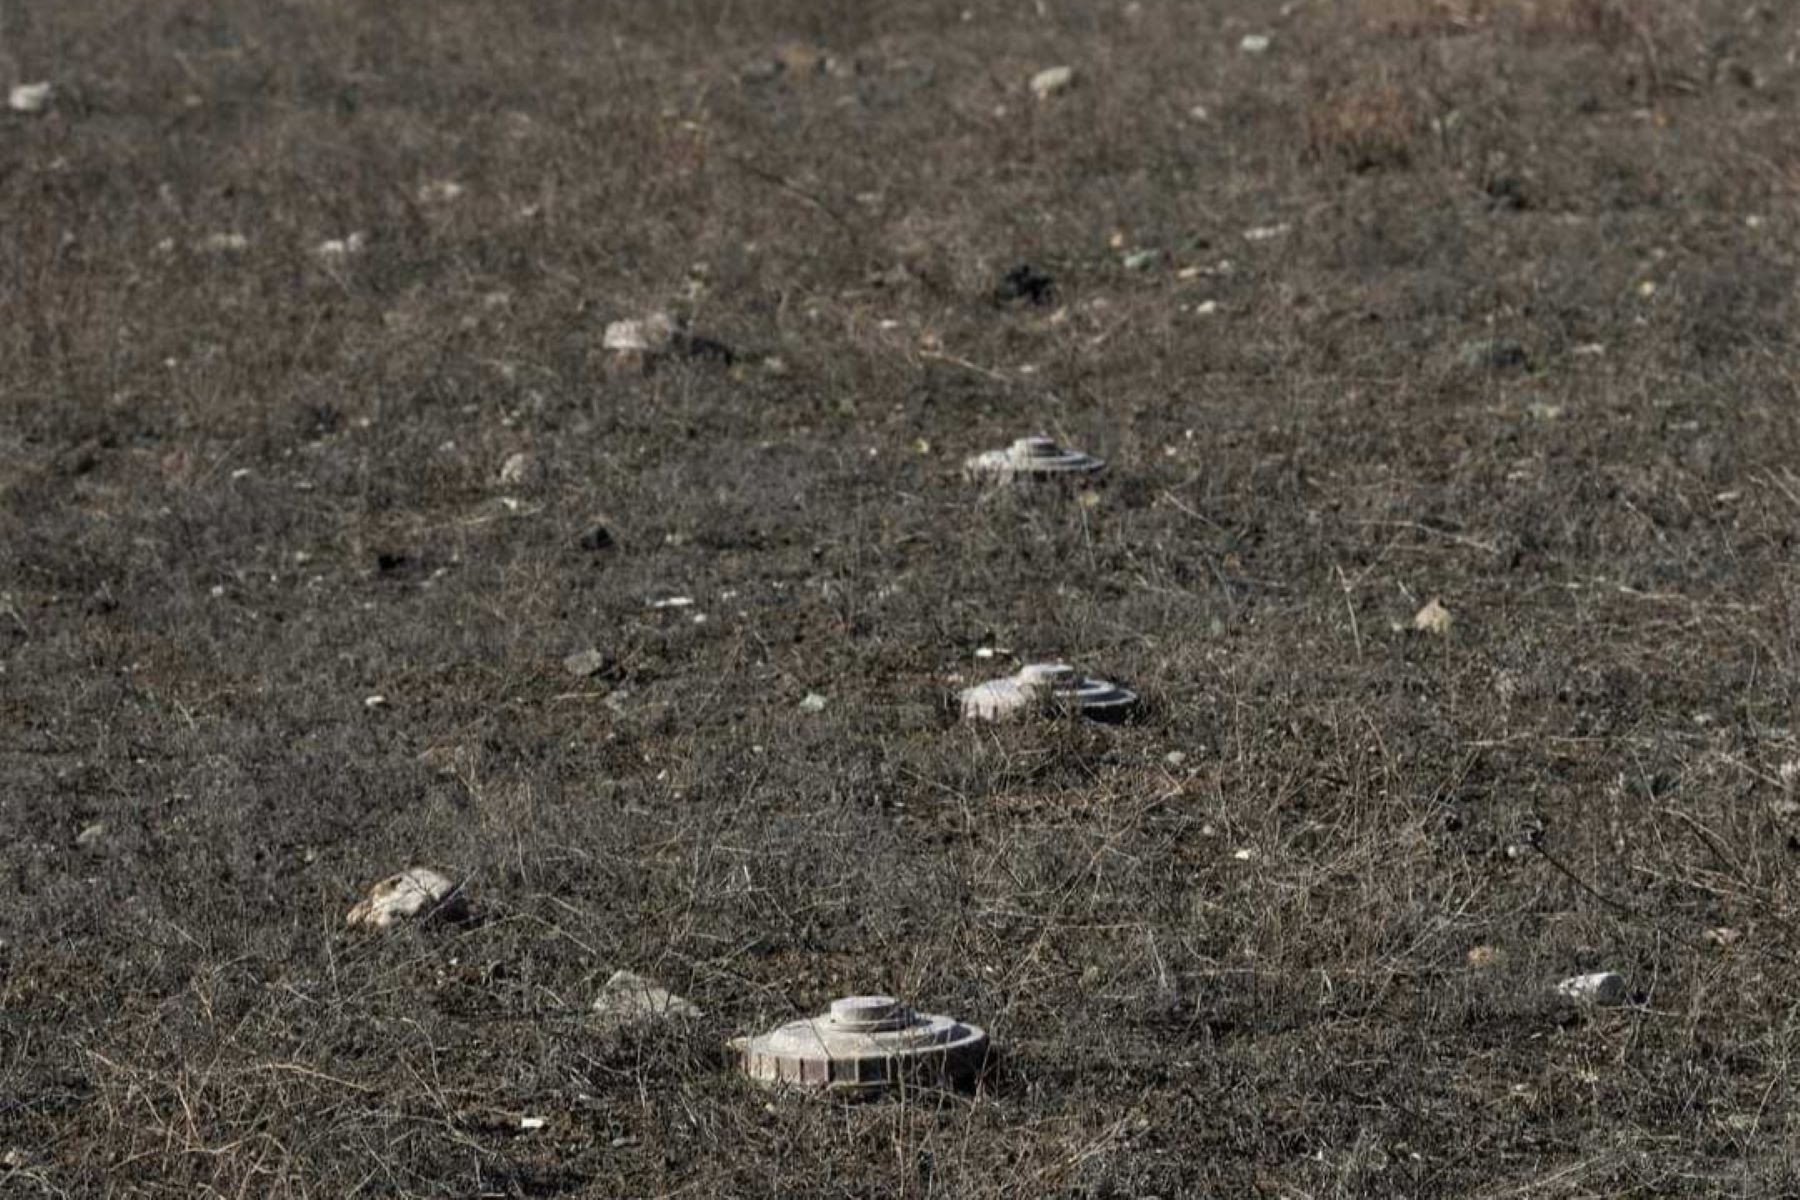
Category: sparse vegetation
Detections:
[
  {"x1": 1305, "y1": 77, "x2": 1422, "y2": 172},
  {"x1": 1363, "y1": 0, "x2": 1633, "y2": 39},
  {"x1": 6, "y1": 0, "x2": 1800, "y2": 1195}
]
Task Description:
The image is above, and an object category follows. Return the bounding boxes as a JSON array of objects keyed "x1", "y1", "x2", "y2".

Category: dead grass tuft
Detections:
[
  {"x1": 1363, "y1": 0, "x2": 1641, "y2": 42},
  {"x1": 1304, "y1": 80, "x2": 1422, "y2": 172}
]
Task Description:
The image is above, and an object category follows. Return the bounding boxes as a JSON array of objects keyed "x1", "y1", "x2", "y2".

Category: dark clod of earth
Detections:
[
  {"x1": 994, "y1": 263, "x2": 1056, "y2": 306},
  {"x1": 1457, "y1": 336, "x2": 1531, "y2": 372},
  {"x1": 576, "y1": 523, "x2": 617, "y2": 553},
  {"x1": 9, "y1": 1, "x2": 1800, "y2": 1195}
]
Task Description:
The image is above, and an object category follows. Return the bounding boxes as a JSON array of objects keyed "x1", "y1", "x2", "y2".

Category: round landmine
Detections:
[
  {"x1": 735, "y1": 995, "x2": 990, "y2": 1094},
  {"x1": 964, "y1": 435, "x2": 1105, "y2": 482},
  {"x1": 960, "y1": 662, "x2": 1137, "y2": 723},
  {"x1": 1064, "y1": 673, "x2": 1139, "y2": 723}
]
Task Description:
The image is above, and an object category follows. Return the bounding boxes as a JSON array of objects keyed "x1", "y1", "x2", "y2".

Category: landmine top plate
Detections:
[
  {"x1": 960, "y1": 662, "x2": 1138, "y2": 723},
  {"x1": 735, "y1": 995, "x2": 990, "y2": 1094},
  {"x1": 964, "y1": 436, "x2": 1104, "y2": 481}
]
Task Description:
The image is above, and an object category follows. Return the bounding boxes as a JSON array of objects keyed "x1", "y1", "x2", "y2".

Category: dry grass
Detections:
[
  {"x1": 7, "y1": 0, "x2": 1800, "y2": 1195},
  {"x1": 1363, "y1": 0, "x2": 1640, "y2": 41},
  {"x1": 1305, "y1": 78, "x2": 1423, "y2": 172}
]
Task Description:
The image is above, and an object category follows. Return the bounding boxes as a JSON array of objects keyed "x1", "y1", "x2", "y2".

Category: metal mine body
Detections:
[
  {"x1": 960, "y1": 662, "x2": 1138, "y2": 723},
  {"x1": 736, "y1": 996, "x2": 990, "y2": 1094},
  {"x1": 964, "y1": 436, "x2": 1105, "y2": 482}
]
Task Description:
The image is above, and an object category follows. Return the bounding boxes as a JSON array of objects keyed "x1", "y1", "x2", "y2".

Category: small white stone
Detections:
[
  {"x1": 1243, "y1": 223, "x2": 1291, "y2": 242},
  {"x1": 563, "y1": 648, "x2": 606, "y2": 678},
  {"x1": 8, "y1": 82, "x2": 52, "y2": 114},
  {"x1": 345, "y1": 866, "x2": 467, "y2": 929},
  {"x1": 418, "y1": 179, "x2": 464, "y2": 204},
  {"x1": 497, "y1": 451, "x2": 535, "y2": 486},
  {"x1": 1466, "y1": 945, "x2": 1504, "y2": 968},
  {"x1": 592, "y1": 969, "x2": 702, "y2": 1026},
  {"x1": 603, "y1": 312, "x2": 678, "y2": 354},
  {"x1": 316, "y1": 232, "x2": 366, "y2": 258},
  {"x1": 799, "y1": 692, "x2": 829, "y2": 713},
  {"x1": 364, "y1": 694, "x2": 388, "y2": 708},
  {"x1": 1239, "y1": 33, "x2": 1272, "y2": 55},
  {"x1": 1556, "y1": 972, "x2": 1625, "y2": 1006},
  {"x1": 1413, "y1": 598, "x2": 1453, "y2": 635},
  {"x1": 1031, "y1": 65, "x2": 1076, "y2": 100},
  {"x1": 962, "y1": 666, "x2": 1056, "y2": 721},
  {"x1": 519, "y1": 1116, "x2": 548, "y2": 1131},
  {"x1": 1195, "y1": 300, "x2": 1219, "y2": 316},
  {"x1": 197, "y1": 232, "x2": 249, "y2": 254}
]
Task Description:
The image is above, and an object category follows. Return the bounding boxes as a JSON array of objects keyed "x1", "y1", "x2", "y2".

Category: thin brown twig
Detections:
[{"x1": 725, "y1": 155, "x2": 854, "y2": 236}]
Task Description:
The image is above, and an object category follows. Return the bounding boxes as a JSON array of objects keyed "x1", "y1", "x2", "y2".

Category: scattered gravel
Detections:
[
  {"x1": 8, "y1": 82, "x2": 52, "y2": 114},
  {"x1": 1030, "y1": 65, "x2": 1075, "y2": 100}
]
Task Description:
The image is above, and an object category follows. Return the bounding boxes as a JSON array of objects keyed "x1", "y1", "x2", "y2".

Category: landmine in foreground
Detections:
[
  {"x1": 964, "y1": 435, "x2": 1104, "y2": 482},
  {"x1": 734, "y1": 995, "x2": 990, "y2": 1094},
  {"x1": 960, "y1": 662, "x2": 1138, "y2": 723}
]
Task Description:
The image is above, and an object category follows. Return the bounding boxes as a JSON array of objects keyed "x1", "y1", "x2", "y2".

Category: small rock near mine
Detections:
[
  {"x1": 593, "y1": 970, "x2": 702, "y2": 1027},
  {"x1": 1031, "y1": 65, "x2": 1075, "y2": 100},
  {"x1": 8, "y1": 82, "x2": 52, "y2": 114},
  {"x1": 346, "y1": 866, "x2": 468, "y2": 930},
  {"x1": 1556, "y1": 971, "x2": 1626, "y2": 1007},
  {"x1": 563, "y1": 648, "x2": 607, "y2": 678}
]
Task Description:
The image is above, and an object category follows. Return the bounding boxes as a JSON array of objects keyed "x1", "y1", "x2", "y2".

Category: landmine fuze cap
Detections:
[{"x1": 734, "y1": 995, "x2": 990, "y2": 1094}]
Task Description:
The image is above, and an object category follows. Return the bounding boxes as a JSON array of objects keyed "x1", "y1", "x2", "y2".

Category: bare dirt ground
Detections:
[{"x1": 7, "y1": 0, "x2": 1800, "y2": 1194}]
